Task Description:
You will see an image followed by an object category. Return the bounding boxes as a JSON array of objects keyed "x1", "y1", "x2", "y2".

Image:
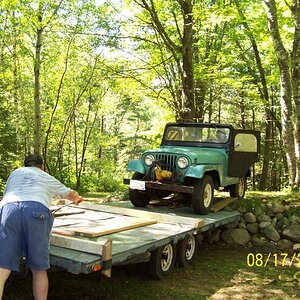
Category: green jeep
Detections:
[{"x1": 125, "y1": 123, "x2": 260, "y2": 214}]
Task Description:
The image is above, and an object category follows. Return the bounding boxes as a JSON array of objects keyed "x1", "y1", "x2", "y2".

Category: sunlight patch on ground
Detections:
[{"x1": 209, "y1": 269, "x2": 294, "y2": 300}]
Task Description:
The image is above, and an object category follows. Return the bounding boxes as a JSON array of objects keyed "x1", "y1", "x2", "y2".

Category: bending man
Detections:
[{"x1": 0, "y1": 154, "x2": 83, "y2": 300}]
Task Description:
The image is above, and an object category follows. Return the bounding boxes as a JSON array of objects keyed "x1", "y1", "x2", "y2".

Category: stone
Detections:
[
  {"x1": 261, "y1": 241, "x2": 277, "y2": 253},
  {"x1": 293, "y1": 243, "x2": 300, "y2": 253},
  {"x1": 221, "y1": 229, "x2": 234, "y2": 244},
  {"x1": 252, "y1": 235, "x2": 266, "y2": 247},
  {"x1": 264, "y1": 225, "x2": 280, "y2": 242},
  {"x1": 259, "y1": 221, "x2": 271, "y2": 230},
  {"x1": 238, "y1": 223, "x2": 246, "y2": 229},
  {"x1": 288, "y1": 215, "x2": 299, "y2": 223},
  {"x1": 272, "y1": 203, "x2": 285, "y2": 214},
  {"x1": 271, "y1": 217, "x2": 277, "y2": 227},
  {"x1": 257, "y1": 214, "x2": 272, "y2": 223},
  {"x1": 253, "y1": 207, "x2": 264, "y2": 217},
  {"x1": 277, "y1": 239, "x2": 294, "y2": 252},
  {"x1": 275, "y1": 212, "x2": 283, "y2": 220},
  {"x1": 282, "y1": 217, "x2": 290, "y2": 226},
  {"x1": 266, "y1": 204, "x2": 275, "y2": 217},
  {"x1": 230, "y1": 228, "x2": 251, "y2": 245},
  {"x1": 237, "y1": 206, "x2": 247, "y2": 214},
  {"x1": 244, "y1": 212, "x2": 257, "y2": 223},
  {"x1": 282, "y1": 224, "x2": 300, "y2": 242},
  {"x1": 247, "y1": 223, "x2": 259, "y2": 234}
]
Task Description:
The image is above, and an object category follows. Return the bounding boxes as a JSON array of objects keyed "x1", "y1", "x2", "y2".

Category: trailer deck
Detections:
[{"x1": 49, "y1": 201, "x2": 240, "y2": 276}]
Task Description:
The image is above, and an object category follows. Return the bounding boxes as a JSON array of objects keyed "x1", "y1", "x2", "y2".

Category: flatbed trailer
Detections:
[{"x1": 49, "y1": 202, "x2": 240, "y2": 279}]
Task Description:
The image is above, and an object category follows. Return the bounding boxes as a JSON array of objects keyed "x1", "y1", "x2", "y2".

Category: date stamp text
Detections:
[{"x1": 247, "y1": 253, "x2": 300, "y2": 268}]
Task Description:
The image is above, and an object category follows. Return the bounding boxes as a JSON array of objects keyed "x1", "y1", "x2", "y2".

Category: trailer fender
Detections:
[{"x1": 127, "y1": 159, "x2": 146, "y2": 174}]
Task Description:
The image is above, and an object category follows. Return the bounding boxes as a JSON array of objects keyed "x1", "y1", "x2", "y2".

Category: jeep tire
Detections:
[
  {"x1": 129, "y1": 172, "x2": 151, "y2": 207},
  {"x1": 229, "y1": 177, "x2": 246, "y2": 199},
  {"x1": 192, "y1": 175, "x2": 214, "y2": 214}
]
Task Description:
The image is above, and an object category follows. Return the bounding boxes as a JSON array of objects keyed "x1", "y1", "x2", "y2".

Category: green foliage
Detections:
[{"x1": 0, "y1": 0, "x2": 297, "y2": 192}]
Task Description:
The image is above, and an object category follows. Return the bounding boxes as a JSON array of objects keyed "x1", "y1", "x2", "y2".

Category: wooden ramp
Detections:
[{"x1": 210, "y1": 197, "x2": 236, "y2": 213}]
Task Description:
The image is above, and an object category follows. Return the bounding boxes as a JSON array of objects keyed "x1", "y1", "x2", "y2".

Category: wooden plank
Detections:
[
  {"x1": 51, "y1": 234, "x2": 109, "y2": 255},
  {"x1": 51, "y1": 228, "x2": 75, "y2": 237},
  {"x1": 211, "y1": 197, "x2": 235, "y2": 213},
  {"x1": 74, "y1": 218, "x2": 157, "y2": 237},
  {"x1": 51, "y1": 205, "x2": 86, "y2": 217},
  {"x1": 80, "y1": 203, "x2": 204, "y2": 229},
  {"x1": 102, "y1": 240, "x2": 112, "y2": 278}
]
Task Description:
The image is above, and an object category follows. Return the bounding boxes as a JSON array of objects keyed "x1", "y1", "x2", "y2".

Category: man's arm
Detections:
[{"x1": 64, "y1": 190, "x2": 83, "y2": 205}]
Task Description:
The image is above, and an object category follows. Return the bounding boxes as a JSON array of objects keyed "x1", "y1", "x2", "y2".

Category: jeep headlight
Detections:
[
  {"x1": 144, "y1": 154, "x2": 155, "y2": 166},
  {"x1": 177, "y1": 156, "x2": 189, "y2": 169}
]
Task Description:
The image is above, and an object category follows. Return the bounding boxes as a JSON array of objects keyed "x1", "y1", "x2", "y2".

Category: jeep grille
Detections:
[{"x1": 154, "y1": 154, "x2": 177, "y2": 171}]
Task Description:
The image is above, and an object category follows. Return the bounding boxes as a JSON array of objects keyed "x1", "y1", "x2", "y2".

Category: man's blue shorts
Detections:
[{"x1": 0, "y1": 201, "x2": 54, "y2": 272}]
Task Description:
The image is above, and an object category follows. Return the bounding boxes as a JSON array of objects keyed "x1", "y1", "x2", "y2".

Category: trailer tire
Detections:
[
  {"x1": 149, "y1": 243, "x2": 176, "y2": 279},
  {"x1": 192, "y1": 175, "x2": 214, "y2": 214},
  {"x1": 129, "y1": 172, "x2": 151, "y2": 207},
  {"x1": 229, "y1": 177, "x2": 246, "y2": 199},
  {"x1": 177, "y1": 235, "x2": 197, "y2": 267}
]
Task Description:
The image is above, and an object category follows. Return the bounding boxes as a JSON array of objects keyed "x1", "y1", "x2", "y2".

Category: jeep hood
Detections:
[{"x1": 144, "y1": 146, "x2": 227, "y2": 164}]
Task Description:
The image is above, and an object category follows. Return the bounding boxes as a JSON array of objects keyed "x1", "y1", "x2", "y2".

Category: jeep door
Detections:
[{"x1": 228, "y1": 130, "x2": 260, "y2": 178}]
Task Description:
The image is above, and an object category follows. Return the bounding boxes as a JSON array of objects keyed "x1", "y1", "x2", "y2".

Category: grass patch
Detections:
[{"x1": 5, "y1": 244, "x2": 299, "y2": 299}]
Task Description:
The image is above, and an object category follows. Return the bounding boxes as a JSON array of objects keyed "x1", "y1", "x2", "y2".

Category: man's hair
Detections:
[{"x1": 24, "y1": 154, "x2": 44, "y2": 167}]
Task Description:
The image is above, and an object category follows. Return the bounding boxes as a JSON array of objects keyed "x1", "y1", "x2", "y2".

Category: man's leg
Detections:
[
  {"x1": 31, "y1": 269, "x2": 48, "y2": 300},
  {"x1": 0, "y1": 267, "x2": 11, "y2": 299}
]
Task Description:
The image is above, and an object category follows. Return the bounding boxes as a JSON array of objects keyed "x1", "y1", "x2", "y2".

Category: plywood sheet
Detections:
[{"x1": 80, "y1": 203, "x2": 204, "y2": 229}]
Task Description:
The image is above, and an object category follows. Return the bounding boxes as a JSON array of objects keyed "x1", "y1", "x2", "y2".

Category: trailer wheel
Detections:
[
  {"x1": 177, "y1": 235, "x2": 197, "y2": 267},
  {"x1": 229, "y1": 177, "x2": 246, "y2": 199},
  {"x1": 129, "y1": 172, "x2": 151, "y2": 207},
  {"x1": 150, "y1": 243, "x2": 176, "y2": 279},
  {"x1": 192, "y1": 175, "x2": 214, "y2": 214}
]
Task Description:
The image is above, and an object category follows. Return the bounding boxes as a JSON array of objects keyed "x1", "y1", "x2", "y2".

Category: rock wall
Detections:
[{"x1": 202, "y1": 201, "x2": 300, "y2": 253}]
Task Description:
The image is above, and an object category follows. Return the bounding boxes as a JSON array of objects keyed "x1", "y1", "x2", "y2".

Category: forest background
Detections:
[{"x1": 0, "y1": 0, "x2": 300, "y2": 195}]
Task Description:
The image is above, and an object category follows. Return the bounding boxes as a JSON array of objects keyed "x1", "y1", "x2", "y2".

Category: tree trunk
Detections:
[
  {"x1": 260, "y1": 111, "x2": 272, "y2": 190},
  {"x1": 291, "y1": 0, "x2": 300, "y2": 185},
  {"x1": 12, "y1": 13, "x2": 20, "y2": 152},
  {"x1": 135, "y1": 0, "x2": 195, "y2": 121},
  {"x1": 178, "y1": 0, "x2": 195, "y2": 121},
  {"x1": 34, "y1": 11, "x2": 43, "y2": 155},
  {"x1": 264, "y1": 0, "x2": 296, "y2": 185}
]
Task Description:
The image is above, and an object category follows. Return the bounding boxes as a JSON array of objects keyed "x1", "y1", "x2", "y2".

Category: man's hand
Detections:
[{"x1": 65, "y1": 190, "x2": 83, "y2": 205}]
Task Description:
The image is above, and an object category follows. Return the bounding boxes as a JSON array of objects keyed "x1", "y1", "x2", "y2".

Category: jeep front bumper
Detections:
[{"x1": 123, "y1": 179, "x2": 194, "y2": 194}]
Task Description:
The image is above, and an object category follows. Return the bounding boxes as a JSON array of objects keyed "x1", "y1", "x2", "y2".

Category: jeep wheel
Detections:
[
  {"x1": 192, "y1": 175, "x2": 214, "y2": 214},
  {"x1": 149, "y1": 243, "x2": 176, "y2": 279},
  {"x1": 129, "y1": 172, "x2": 151, "y2": 207},
  {"x1": 229, "y1": 177, "x2": 246, "y2": 199}
]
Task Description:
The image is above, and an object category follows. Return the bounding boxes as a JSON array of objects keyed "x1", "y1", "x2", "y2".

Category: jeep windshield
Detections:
[{"x1": 161, "y1": 123, "x2": 232, "y2": 146}]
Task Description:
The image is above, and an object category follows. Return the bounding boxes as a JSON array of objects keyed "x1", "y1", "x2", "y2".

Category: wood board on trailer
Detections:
[
  {"x1": 79, "y1": 202, "x2": 205, "y2": 228},
  {"x1": 52, "y1": 208, "x2": 158, "y2": 237}
]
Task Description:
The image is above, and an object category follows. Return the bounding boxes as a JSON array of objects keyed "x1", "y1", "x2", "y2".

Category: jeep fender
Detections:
[
  {"x1": 127, "y1": 160, "x2": 146, "y2": 174},
  {"x1": 185, "y1": 165, "x2": 216, "y2": 180}
]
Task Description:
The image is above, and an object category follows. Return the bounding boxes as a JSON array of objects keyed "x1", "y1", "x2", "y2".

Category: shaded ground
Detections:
[{"x1": 3, "y1": 244, "x2": 300, "y2": 300}]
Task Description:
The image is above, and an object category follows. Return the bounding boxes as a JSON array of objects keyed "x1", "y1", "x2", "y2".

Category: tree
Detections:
[
  {"x1": 264, "y1": 0, "x2": 300, "y2": 187},
  {"x1": 131, "y1": 0, "x2": 195, "y2": 120}
]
